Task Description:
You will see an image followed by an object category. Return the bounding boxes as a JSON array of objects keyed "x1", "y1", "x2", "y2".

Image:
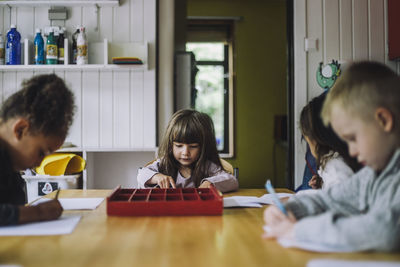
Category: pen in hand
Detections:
[{"x1": 265, "y1": 180, "x2": 288, "y2": 216}]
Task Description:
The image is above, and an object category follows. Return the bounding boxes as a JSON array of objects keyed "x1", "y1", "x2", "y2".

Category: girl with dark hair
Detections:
[
  {"x1": 0, "y1": 74, "x2": 75, "y2": 225},
  {"x1": 137, "y1": 109, "x2": 238, "y2": 193},
  {"x1": 299, "y1": 93, "x2": 362, "y2": 190}
]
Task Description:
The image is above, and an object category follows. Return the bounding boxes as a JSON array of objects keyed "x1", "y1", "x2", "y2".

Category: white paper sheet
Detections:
[
  {"x1": 223, "y1": 196, "x2": 263, "y2": 208},
  {"x1": 223, "y1": 193, "x2": 294, "y2": 208},
  {"x1": 263, "y1": 225, "x2": 354, "y2": 253},
  {"x1": 33, "y1": 198, "x2": 104, "y2": 210},
  {"x1": 307, "y1": 259, "x2": 400, "y2": 267},
  {"x1": 0, "y1": 215, "x2": 81, "y2": 236},
  {"x1": 257, "y1": 193, "x2": 294, "y2": 204}
]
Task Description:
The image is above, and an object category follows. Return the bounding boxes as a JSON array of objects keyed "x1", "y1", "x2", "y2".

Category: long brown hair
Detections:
[
  {"x1": 300, "y1": 93, "x2": 361, "y2": 172},
  {"x1": 158, "y1": 109, "x2": 222, "y2": 186}
]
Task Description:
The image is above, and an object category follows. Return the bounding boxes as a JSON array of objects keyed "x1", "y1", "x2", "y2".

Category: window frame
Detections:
[{"x1": 186, "y1": 19, "x2": 235, "y2": 158}]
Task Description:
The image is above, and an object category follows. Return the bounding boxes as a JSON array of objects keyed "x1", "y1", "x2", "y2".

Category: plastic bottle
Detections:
[
  {"x1": 76, "y1": 26, "x2": 88, "y2": 65},
  {"x1": 46, "y1": 28, "x2": 58, "y2": 64},
  {"x1": 34, "y1": 28, "x2": 44, "y2": 65},
  {"x1": 6, "y1": 24, "x2": 21, "y2": 65},
  {"x1": 0, "y1": 33, "x2": 4, "y2": 65},
  {"x1": 71, "y1": 26, "x2": 80, "y2": 64},
  {"x1": 58, "y1": 28, "x2": 65, "y2": 64}
]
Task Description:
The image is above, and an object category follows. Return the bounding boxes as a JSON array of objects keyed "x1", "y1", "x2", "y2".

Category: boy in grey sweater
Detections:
[{"x1": 263, "y1": 61, "x2": 400, "y2": 252}]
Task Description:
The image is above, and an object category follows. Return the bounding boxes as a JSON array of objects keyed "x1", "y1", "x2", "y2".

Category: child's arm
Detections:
[
  {"x1": 146, "y1": 173, "x2": 176, "y2": 189},
  {"x1": 137, "y1": 160, "x2": 176, "y2": 188},
  {"x1": 18, "y1": 200, "x2": 63, "y2": 224},
  {"x1": 263, "y1": 205, "x2": 297, "y2": 240},
  {"x1": 200, "y1": 162, "x2": 239, "y2": 193},
  {"x1": 278, "y1": 167, "x2": 400, "y2": 251},
  {"x1": 291, "y1": 203, "x2": 400, "y2": 251},
  {"x1": 285, "y1": 167, "x2": 371, "y2": 220},
  {"x1": 0, "y1": 200, "x2": 62, "y2": 225}
]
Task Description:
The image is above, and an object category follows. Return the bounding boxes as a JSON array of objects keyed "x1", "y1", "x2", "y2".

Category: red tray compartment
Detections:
[{"x1": 107, "y1": 186, "x2": 223, "y2": 216}]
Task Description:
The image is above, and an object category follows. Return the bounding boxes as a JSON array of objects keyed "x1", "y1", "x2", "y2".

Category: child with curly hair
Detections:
[{"x1": 0, "y1": 74, "x2": 75, "y2": 225}]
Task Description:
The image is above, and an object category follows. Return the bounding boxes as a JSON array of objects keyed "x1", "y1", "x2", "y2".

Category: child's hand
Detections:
[
  {"x1": 149, "y1": 174, "x2": 176, "y2": 188},
  {"x1": 199, "y1": 181, "x2": 212, "y2": 188},
  {"x1": 263, "y1": 205, "x2": 296, "y2": 240},
  {"x1": 36, "y1": 199, "x2": 63, "y2": 221},
  {"x1": 308, "y1": 175, "x2": 323, "y2": 189},
  {"x1": 19, "y1": 199, "x2": 63, "y2": 224}
]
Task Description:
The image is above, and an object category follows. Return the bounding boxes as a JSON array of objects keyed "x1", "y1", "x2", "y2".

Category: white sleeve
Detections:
[
  {"x1": 136, "y1": 160, "x2": 161, "y2": 188},
  {"x1": 319, "y1": 156, "x2": 354, "y2": 190},
  {"x1": 201, "y1": 162, "x2": 239, "y2": 193}
]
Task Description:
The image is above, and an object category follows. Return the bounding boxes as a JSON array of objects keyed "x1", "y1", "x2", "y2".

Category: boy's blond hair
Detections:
[{"x1": 321, "y1": 61, "x2": 400, "y2": 131}]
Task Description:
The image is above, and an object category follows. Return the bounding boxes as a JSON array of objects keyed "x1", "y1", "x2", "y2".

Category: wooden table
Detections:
[{"x1": 0, "y1": 189, "x2": 399, "y2": 267}]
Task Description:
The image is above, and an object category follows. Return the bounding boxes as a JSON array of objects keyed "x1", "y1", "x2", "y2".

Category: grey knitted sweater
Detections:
[{"x1": 285, "y1": 149, "x2": 400, "y2": 252}]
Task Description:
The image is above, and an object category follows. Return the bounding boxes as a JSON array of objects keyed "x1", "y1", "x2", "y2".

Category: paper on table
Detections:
[
  {"x1": 223, "y1": 196, "x2": 263, "y2": 208},
  {"x1": 0, "y1": 215, "x2": 81, "y2": 236},
  {"x1": 33, "y1": 198, "x2": 104, "y2": 210},
  {"x1": 257, "y1": 193, "x2": 294, "y2": 205},
  {"x1": 307, "y1": 259, "x2": 400, "y2": 267},
  {"x1": 263, "y1": 225, "x2": 355, "y2": 253},
  {"x1": 223, "y1": 193, "x2": 294, "y2": 208}
]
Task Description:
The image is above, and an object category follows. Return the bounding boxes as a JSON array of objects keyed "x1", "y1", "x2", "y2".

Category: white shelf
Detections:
[
  {"x1": 0, "y1": 38, "x2": 148, "y2": 71},
  {"x1": 0, "y1": 64, "x2": 146, "y2": 71},
  {"x1": 0, "y1": 1, "x2": 119, "y2": 7}
]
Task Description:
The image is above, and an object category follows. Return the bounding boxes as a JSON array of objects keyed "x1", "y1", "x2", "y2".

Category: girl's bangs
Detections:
[{"x1": 172, "y1": 122, "x2": 201, "y2": 144}]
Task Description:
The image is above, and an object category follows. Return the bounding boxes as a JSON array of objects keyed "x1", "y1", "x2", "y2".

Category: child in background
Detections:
[
  {"x1": 137, "y1": 109, "x2": 238, "y2": 193},
  {"x1": 295, "y1": 144, "x2": 317, "y2": 191},
  {"x1": 0, "y1": 74, "x2": 75, "y2": 225},
  {"x1": 263, "y1": 61, "x2": 400, "y2": 252},
  {"x1": 299, "y1": 93, "x2": 361, "y2": 190}
]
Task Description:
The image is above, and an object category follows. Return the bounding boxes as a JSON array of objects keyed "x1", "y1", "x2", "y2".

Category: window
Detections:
[{"x1": 186, "y1": 20, "x2": 235, "y2": 156}]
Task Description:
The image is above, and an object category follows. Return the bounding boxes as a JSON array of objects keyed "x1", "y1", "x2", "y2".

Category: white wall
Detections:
[
  {"x1": 87, "y1": 151, "x2": 155, "y2": 189},
  {"x1": 293, "y1": 0, "x2": 400, "y2": 188},
  {"x1": 158, "y1": 0, "x2": 175, "y2": 142},
  {"x1": 0, "y1": 0, "x2": 157, "y2": 189}
]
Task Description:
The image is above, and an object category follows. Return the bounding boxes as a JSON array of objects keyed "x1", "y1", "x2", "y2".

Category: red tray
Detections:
[{"x1": 107, "y1": 186, "x2": 223, "y2": 216}]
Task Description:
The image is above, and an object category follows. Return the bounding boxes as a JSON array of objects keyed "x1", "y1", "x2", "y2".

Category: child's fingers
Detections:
[
  {"x1": 264, "y1": 206, "x2": 286, "y2": 226},
  {"x1": 37, "y1": 200, "x2": 63, "y2": 220},
  {"x1": 262, "y1": 231, "x2": 275, "y2": 239},
  {"x1": 158, "y1": 180, "x2": 168, "y2": 188},
  {"x1": 169, "y1": 177, "x2": 176, "y2": 188}
]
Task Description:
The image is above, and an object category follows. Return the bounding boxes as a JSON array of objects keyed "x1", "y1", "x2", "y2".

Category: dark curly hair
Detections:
[
  {"x1": 0, "y1": 74, "x2": 75, "y2": 138},
  {"x1": 158, "y1": 109, "x2": 222, "y2": 187}
]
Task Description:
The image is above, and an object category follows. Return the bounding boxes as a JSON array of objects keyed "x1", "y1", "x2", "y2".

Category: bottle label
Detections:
[
  {"x1": 46, "y1": 44, "x2": 58, "y2": 59},
  {"x1": 77, "y1": 45, "x2": 87, "y2": 57},
  {"x1": 0, "y1": 46, "x2": 4, "y2": 64},
  {"x1": 72, "y1": 49, "x2": 77, "y2": 64},
  {"x1": 58, "y1": 47, "x2": 64, "y2": 60},
  {"x1": 35, "y1": 45, "x2": 44, "y2": 64},
  {"x1": 5, "y1": 47, "x2": 9, "y2": 64}
]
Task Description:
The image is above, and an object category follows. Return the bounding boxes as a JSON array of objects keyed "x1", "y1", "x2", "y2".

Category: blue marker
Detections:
[{"x1": 265, "y1": 180, "x2": 288, "y2": 216}]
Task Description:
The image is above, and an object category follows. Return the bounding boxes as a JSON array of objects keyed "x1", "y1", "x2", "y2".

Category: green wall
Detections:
[{"x1": 187, "y1": 0, "x2": 288, "y2": 188}]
